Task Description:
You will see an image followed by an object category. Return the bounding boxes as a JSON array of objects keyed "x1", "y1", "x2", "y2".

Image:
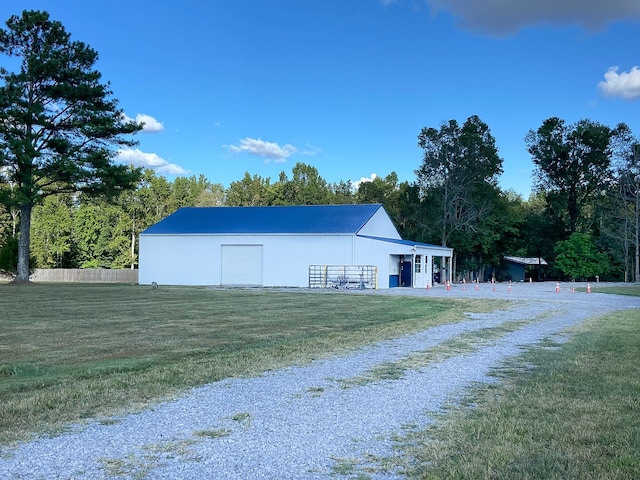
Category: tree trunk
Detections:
[
  {"x1": 11, "y1": 209, "x2": 19, "y2": 236},
  {"x1": 634, "y1": 185, "x2": 640, "y2": 283},
  {"x1": 567, "y1": 186, "x2": 579, "y2": 233},
  {"x1": 130, "y1": 229, "x2": 136, "y2": 270},
  {"x1": 14, "y1": 203, "x2": 33, "y2": 283},
  {"x1": 452, "y1": 253, "x2": 457, "y2": 281}
]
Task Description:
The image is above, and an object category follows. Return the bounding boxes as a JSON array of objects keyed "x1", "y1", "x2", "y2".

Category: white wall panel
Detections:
[
  {"x1": 140, "y1": 234, "x2": 356, "y2": 287},
  {"x1": 260, "y1": 235, "x2": 354, "y2": 287},
  {"x1": 357, "y1": 208, "x2": 401, "y2": 239},
  {"x1": 353, "y1": 237, "x2": 407, "y2": 288},
  {"x1": 139, "y1": 232, "x2": 452, "y2": 288}
]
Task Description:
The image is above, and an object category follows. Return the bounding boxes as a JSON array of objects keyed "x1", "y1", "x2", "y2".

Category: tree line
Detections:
[
  {"x1": 1, "y1": 121, "x2": 639, "y2": 282},
  {"x1": 1, "y1": 10, "x2": 639, "y2": 283}
]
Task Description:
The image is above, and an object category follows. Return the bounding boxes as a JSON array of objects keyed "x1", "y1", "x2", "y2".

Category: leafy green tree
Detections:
[
  {"x1": 354, "y1": 173, "x2": 421, "y2": 238},
  {"x1": 417, "y1": 115, "x2": 503, "y2": 248},
  {"x1": 328, "y1": 180, "x2": 355, "y2": 205},
  {"x1": 554, "y1": 232, "x2": 609, "y2": 281},
  {"x1": 0, "y1": 201, "x2": 13, "y2": 259},
  {"x1": 72, "y1": 200, "x2": 121, "y2": 268},
  {"x1": 391, "y1": 181, "x2": 425, "y2": 241},
  {"x1": 226, "y1": 172, "x2": 273, "y2": 206},
  {"x1": 470, "y1": 188, "x2": 525, "y2": 280},
  {"x1": 135, "y1": 170, "x2": 172, "y2": 223},
  {"x1": 108, "y1": 203, "x2": 138, "y2": 269},
  {"x1": 0, "y1": 10, "x2": 141, "y2": 283},
  {"x1": 272, "y1": 163, "x2": 331, "y2": 205},
  {"x1": 525, "y1": 117, "x2": 630, "y2": 234},
  {"x1": 355, "y1": 172, "x2": 400, "y2": 207},
  {"x1": 169, "y1": 174, "x2": 216, "y2": 211},
  {"x1": 520, "y1": 193, "x2": 565, "y2": 260},
  {"x1": 0, "y1": 235, "x2": 19, "y2": 274},
  {"x1": 111, "y1": 178, "x2": 146, "y2": 270},
  {"x1": 194, "y1": 182, "x2": 225, "y2": 206},
  {"x1": 416, "y1": 115, "x2": 503, "y2": 277},
  {"x1": 0, "y1": 183, "x2": 19, "y2": 238},
  {"x1": 30, "y1": 194, "x2": 73, "y2": 267},
  {"x1": 601, "y1": 141, "x2": 640, "y2": 281}
]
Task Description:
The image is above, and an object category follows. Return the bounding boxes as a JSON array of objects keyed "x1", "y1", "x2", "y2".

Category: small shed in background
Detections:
[{"x1": 503, "y1": 256, "x2": 548, "y2": 282}]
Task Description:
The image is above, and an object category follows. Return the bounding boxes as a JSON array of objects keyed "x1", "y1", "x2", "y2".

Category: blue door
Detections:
[{"x1": 400, "y1": 260, "x2": 412, "y2": 287}]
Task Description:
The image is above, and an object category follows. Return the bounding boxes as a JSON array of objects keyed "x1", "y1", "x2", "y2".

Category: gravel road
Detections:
[{"x1": 1, "y1": 282, "x2": 638, "y2": 479}]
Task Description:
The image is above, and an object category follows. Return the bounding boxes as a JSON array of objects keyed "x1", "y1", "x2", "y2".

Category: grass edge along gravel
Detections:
[
  {"x1": 337, "y1": 318, "x2": 535, "y2": 389},
  {"x1": 0, "y1": 283, "x2": 507, "y2": 447},
  {"x1": 386, "y1": 308, "x2": 640, "y2": 480},
  {"x1": 586, "y1": 285, "x2": 640, "y2": 296}
]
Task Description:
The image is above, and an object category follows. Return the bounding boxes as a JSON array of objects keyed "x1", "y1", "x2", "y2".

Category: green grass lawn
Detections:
[
  {"x1": 3, "y1": 283, "x2": 638, "y2": 479},
  {"x1": 587, "y1": 285, "x2": 640, "y2": 296},
  {"x1": 0, "y1": 283, "x2": 496, "y2": 446},
  {"x1": 396, "y1": 308, "x2": 640, "y2": 480}
]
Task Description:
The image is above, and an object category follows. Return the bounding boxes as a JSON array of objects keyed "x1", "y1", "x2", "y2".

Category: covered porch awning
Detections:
[{"x1": 359, "y1": 235, "x2": 454, "y2": 288}]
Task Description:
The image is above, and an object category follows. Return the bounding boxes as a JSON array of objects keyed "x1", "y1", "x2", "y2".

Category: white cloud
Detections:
[
  {"x1": 599, "y1": 66, "x2": 640, "y2": 100},
  {"x1": 135, "y1": 114, "x2": 164, "y2": 133},
  {"x1": 116, "y1": 148, "x2": 187, "y2": 175},
  {"x1": 121, "y1": 113, "x2": 164, "y2": 133},
  {"x1": 352, "y1": 173, "x2": 378, "y2": 190},
  {"x1": 227, "y1": 137, "x2": 297, "y2": 163},
  {"x1": 421, "y1": 0, "x2": 640, "y2": 36}
]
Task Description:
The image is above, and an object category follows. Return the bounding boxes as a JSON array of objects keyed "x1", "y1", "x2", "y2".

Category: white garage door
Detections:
[{"x1": 221, "y1": 244, "x2": 263, "y2": 286}]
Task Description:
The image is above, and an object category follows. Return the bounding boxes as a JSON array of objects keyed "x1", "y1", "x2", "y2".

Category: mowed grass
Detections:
[
  {"x1": 398, "y1": 307, "x2": 640, "y2": 480},
  {"x1": 588, "y1": 285, "x2": 640, "y2": 297},
  {"x1": 0, "y1": 283, "x2": 499, "y2": 446}
]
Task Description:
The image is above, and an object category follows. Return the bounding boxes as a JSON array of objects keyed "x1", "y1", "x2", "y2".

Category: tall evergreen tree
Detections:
[{"x1": 0, "y1": 10, "x2": 141, "y2": 283}]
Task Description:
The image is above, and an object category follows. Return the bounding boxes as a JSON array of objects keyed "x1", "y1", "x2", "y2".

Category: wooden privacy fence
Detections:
[{"x1": 31, "y1": 269, "x2": 138, "y2": 283}]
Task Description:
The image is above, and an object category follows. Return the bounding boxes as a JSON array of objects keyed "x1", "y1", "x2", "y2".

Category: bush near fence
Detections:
[{"x1": 30, "y1": 269, "x2": 138, "y2": 283}]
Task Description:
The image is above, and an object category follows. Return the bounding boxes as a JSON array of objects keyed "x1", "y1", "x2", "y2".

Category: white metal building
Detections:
[{"x1": 138, "y1": 204, "x2": 453, "y2": 289}]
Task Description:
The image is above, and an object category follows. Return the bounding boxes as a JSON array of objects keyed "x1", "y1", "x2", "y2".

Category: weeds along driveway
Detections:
[{"x1": 1, "y1": 284, "x2": 638, "y2": 480}]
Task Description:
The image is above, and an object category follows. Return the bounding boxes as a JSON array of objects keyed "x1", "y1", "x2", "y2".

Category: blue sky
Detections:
[{"x1": 2, "y1": 1, "x2": 640, "y2": 198}]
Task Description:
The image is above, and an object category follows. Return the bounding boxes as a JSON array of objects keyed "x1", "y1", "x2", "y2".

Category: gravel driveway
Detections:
[{"x1": 1, "y1": 282, "x2": 638, "y2": 479}]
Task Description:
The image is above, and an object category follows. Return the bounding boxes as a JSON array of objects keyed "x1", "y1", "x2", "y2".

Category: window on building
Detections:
[{"x1": 415, "y1": 255, "x2": 422, "y2": 273}]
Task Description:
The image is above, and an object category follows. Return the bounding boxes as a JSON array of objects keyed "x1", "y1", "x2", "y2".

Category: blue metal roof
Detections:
[
  {"x1": 358, "y1": 235, "x2": 452, "y2": 251},
  {"x1": 141, "y1": 204, "x2": 384, "y2": 235}
]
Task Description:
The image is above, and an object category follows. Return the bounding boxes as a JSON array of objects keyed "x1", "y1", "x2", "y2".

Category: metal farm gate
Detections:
[{"x1": 308, "y1": 265, "x2": 377, "y2": 289}]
